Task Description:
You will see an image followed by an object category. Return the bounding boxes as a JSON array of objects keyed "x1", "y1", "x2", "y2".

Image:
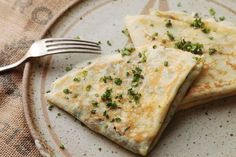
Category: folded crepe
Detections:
[
  {"x1": 46, "y1": 45, "x2": 203, "y2": 156},
  {"x1": 125, "y1": 11, "x2": 236, "y2": 110}
]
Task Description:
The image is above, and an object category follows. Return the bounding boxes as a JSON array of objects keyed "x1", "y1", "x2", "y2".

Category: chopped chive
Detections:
[
  {"x1": 91, "y1": 110, "x2": 96, "y2": 114},
  {"x1": 106, "y1": 101, "x2": 117, "y2": 108},
  {"x1": 65, "y1": 66, "x2": 72, "y2": 72},
  {"x1": 92, "y1": 101, "x2": 98, "y2": 107},
  {"x1": 164, "y1": 61, "x2": 169, "y2": 67},
  {"x1": 81, "y1": 70, "x2": 88, "y2": 78},
  {"x1": 48, "y1": 104, "x2": 54, "y2": 111},
  {"x1": 107, "y1": 40, "x2": 112, "y2": 46},
  {"x1": 165, "y1": 19, "x2": 172, "y2": 28},
  {"x1": 63, "y1": 88, "x2": 71, "y2": 94},
  {"x1": 209, "y1": 48, "x2": 217, "y2": 55},
  {"x1": 114, "y1": 78, "x2": 122, "y2": 85},
  {"x1": 103, "y1": 110, "x2": 109, "y2": 119},
  {"x1": 167, "y1": 31, "x2": 175, "y2": 41},
  {"x1": 100, "y1": 75, "x2": 113, "y2": 83},
  {"x1": 122, "y1": 28, "x2": 130, "y2": 37},
  {"x1": 127, "y1": 88, "x2": 141, "y2": 104},
  {"x1": 73, "y1": 77, "x2": 81, "y2": 82},
  {"x1": 191, "y1": 17, "x2": 205, "y2": 29},
  {"x1": 219, "y1": 16, "x2": 225, "y2": 21},
  {"x1": 120, "y1": 47, "x2": 135, "y2": 56},
  {"x1": 111, "y1": 117, "x2": 121, "y2": 122},
  {"x1": 175, "y1": 39, "x2": 203, "y2": 55},
  {"x1": 202, "y1": 28, "x2": 210, "y2": 34},
  {"x1": 86, "y1": 85, "x2": 92, "y2": 91},
  {"x1": 101, "y1": 88, "x2": 112, "y2": 101},
  {"x1": 59, "y1": 143, "x2": 65, "y2": 149},
  {"x1": 151, "y1": 32, "x2": 159, "y2": 40},
  {"x1": 209, "y1": 8, "x2": 216, "y2": 16}
]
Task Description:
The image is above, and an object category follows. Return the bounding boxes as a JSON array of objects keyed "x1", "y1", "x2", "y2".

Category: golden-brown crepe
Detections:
[
  {"x1": 126, "y1": 11, "x2": 236, "y2": 109},
  {"x1": 46, "y1": 45, "x2": 202, "y2": 156}
]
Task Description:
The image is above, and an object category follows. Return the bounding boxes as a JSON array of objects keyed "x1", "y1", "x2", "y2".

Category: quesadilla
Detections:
[
  {"x1": 125, "y1": 11, "x2": 236, "y2": 109},
  {"x1": 46, "y1": 45, "x2": 203, "y2": 156}
]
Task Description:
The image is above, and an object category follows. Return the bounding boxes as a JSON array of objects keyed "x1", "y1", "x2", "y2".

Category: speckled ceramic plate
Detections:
[{"x1": 23, "y1": 0, "x2": 236, "y2": 156}]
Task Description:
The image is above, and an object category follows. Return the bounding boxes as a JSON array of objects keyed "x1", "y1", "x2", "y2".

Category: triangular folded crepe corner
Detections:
[
  {"x1": 125, "y1": 11, "x2": 236, "y2": 110},
  {"x1": 46, "y1": 45, "x2": 202, "y2": 156}
]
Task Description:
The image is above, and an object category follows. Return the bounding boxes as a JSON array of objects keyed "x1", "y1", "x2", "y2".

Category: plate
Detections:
[{"x1": 23, "y1": 0, "x2": 236, "y2": 156}]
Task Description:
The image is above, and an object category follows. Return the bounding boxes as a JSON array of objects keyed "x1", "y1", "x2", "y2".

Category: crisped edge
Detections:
[{"x1": 147, "y1": 58, "x2": 203, "y2": 155}]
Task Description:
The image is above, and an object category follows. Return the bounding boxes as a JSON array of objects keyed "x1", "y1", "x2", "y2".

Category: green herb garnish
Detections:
[
  {"x1": 138, "y1": 51, "x2": 147, "y2": 63},
  {"x1": 81, "y1": 70, "x2": 88, "y2": 78},
  {"x1": 175, "y1": 39, "x2": 203, "y2": 55},
  {"x1": 190, "y1": 17, "x2": 205, "y2": 29},
  {"x1": 219, "y1": 16, "x2": 225, "y2": 21},
  {"x1": 114, "y1": 78, "x2": 122, "y2": 85},
  {"x1": 209, "y1": 48, "x2": 217, "y2": 55},
  {"x1": 115, "y1": 94, "x2": 123, "y2": 100},
  {"x1": 107, "y1": 40, "x2": 112, "y2": 46},
  {"x1": 202, "y1": 28, "x2": 210, "y2": 34},
  {"x1": 127, "y1": 88, "x2": 141, "y2": 103},
  {"x1": 59, "y1": 143, "x2": 65, "y2": 149},
  {"x1": 120, "y1": 47, "x2": 135, "y2": 56},
  {"x1": 86, "y1": 85, "x2": 92, "y2": 91},
  {"x1": 100, "y1": 75, "x2": 113, "y2": 83},
  {"x1": 194, "y1": 13, "x2": 199, "y2": 18},
  {"x1": 65, "y1": 66, "x2": 72, "y2": 72},
  {"x1": 103, "y1": 110, "x2": 109, "y2": 119},
  {"x1": 92, "y1": 101, "x2": 98, "y2": 107},
  {"x1": 166, "y1": 31, "x2": 175, "y2": 41},
  {"x1": 126, "y1": 71, "x2": 130, "y2": 77},
  {"x1": 153, "y1": 45, "x2": 157, "y2": 49},
  {"x1": 122, "y1": 28, "x2": 130, "y2": 37},
  {"x1": 106, "y1": 101, "x2": 117, "y2": 108},
  {"x1": 91, "y1": 110, "x2": 96, "y2": 114},
  {"x1": 164, "y1": 61, "x2": 169, "y2": 67},
  {"x1": 165, "y1": 19, "x2": 172, "y2": 28},
  {"x1": 209, "y1": 8, "x2": 216, "y2": 16},
  {"x1": 48, "y1": 104, "x2": 54, "y2": 111},
  {"x1": 111, "y1": 117, "x2": 121, "y2": 122},
  {"x1": 63, "y1": 88, "x2": 71, "y2": 94},
  {"x1": 124, "y1": 126, "x2": 130, "y2": 132},
  {"x1": 101, "y1": 88, "x2": 112, "y2": 101},
  {"x1": 131, "y1": 67, "x2": 144, "y2": 87},
  {"x1": 151, "y1": 32, "x2": 159, "y2": 40},
  {"x1": 73, "y1": 77, "x2": 81, "y2": 82}
]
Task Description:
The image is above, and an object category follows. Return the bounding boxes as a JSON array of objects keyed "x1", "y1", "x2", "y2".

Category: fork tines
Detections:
[{"x1": 44, "y1": 38, "x2": 101, "y2": 54}]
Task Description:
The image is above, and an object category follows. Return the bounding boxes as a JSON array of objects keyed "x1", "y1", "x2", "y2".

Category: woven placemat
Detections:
[{"x1": 0, "y1": 0, "x2": 78, "y2": 156}]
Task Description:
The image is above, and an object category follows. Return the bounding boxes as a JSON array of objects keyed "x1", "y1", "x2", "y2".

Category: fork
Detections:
[{"x1": 0, "y1": 38, "x2": 101, "y2": 72}]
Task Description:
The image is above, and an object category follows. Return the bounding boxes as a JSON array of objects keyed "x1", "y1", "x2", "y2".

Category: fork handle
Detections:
[{"x1": 0, "y1": 57, "x2": 27, "y2": 73}]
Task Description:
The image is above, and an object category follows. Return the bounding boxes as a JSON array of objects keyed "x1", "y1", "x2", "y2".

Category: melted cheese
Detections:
[
  {"x1": 46, "y1": 45, "x2": 202, "y2": 156},
  {"x1": 125, "y1": 11, "x2": 236, "y2": 109}
]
